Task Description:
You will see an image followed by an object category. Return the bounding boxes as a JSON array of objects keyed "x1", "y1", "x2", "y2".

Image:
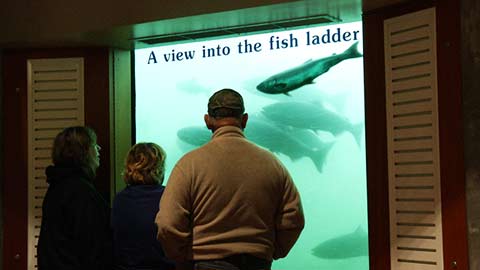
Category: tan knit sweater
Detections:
[{"x1": 155, "y1": 126, "x2": 304, "y2": 262}]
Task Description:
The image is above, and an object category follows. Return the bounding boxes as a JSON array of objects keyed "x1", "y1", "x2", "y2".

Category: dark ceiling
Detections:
[
  {"x1": 82, "y1": 0, "x2": 363, "y2": 49},
  {"x1": 0, "y1": 0, "x2": 408, "y2": 49}
]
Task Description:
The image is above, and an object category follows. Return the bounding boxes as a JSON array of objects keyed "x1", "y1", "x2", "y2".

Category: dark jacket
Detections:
[
  {"x1": 111, "y1": 185, "x2": 174, "y2": 270},
  {"x1": 37, "y1": 165, "x2": 112, "y2": 270}
]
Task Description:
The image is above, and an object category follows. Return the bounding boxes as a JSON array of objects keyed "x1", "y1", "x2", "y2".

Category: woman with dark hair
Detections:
[
  {"x1": 111, "y1": 142, "x2": 175, "y2": 270},
  {"x1": 37, "y1": 126, "x2": 112, "y2": 270}
]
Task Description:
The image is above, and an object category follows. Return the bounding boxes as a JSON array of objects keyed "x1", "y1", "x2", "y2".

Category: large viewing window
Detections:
[{"x1": 134, "y1": 21, "x2": 368, "y2": 269}]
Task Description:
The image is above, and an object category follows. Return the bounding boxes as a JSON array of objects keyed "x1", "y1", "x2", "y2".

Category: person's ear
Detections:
[
  {"x1": 241, "y1": 113, "x2": 248, "y2": 129},
  {"x1": 204, "y1": 114, "x2": 214, "y2": 130}
]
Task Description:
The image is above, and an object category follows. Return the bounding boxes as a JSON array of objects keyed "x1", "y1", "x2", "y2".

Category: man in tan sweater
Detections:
[{"x1": 155, "y1": 88, "x2": 304, "y2": 270}]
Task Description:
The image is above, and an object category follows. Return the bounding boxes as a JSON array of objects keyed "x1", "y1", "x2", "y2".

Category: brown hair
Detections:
[
  {"x1": 123, "y1": 142, "x2": 166, "y2": 185},
  {"x1": 51, "y1": 126, "x2": 98, "y2": 175}
]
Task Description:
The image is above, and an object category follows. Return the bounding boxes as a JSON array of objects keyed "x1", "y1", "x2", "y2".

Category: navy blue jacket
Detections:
[{"x1": 111, "y1": 184, "x2": 174, "y2": 270}]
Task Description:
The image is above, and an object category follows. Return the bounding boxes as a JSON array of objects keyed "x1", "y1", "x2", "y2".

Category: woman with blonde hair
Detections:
[{"x1": 111, "y1": 142, "x2": 175, "y2": 270}]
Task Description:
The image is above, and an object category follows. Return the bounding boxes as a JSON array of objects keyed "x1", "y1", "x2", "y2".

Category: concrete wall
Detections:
[{"x1": 461, "y1": 0, "x2": 480, "y2": 269}]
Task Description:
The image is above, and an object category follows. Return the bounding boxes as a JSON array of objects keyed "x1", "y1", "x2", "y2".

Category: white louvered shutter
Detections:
[
  {"x1": 384, "y1": 8, "x2": 444, "y2": 270},
  {"x1": 27, "y1": 58, "x2": 85, "y2": 270}
]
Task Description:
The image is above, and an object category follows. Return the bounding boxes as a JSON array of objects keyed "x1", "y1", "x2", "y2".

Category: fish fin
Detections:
[
  {"x1": 344, "y1": 41, "x2": 362, "y2": 58},
  {"x1": 303, "y1": 78, "x2": 315, "y2": 85},
  {"x1": 350, "y1": 122, "x2": 364, "y2": 148},
  {"x1": 310, "y1": 141, "x2": 334, "y2": 173},
  {"x1": 312, "y1": 128, "x2": 319, "y2": 135},
  {"x1": 283, "y1": 92, "x2": 291, "y2": 96},
  {"x1": 355, "y1": 225, "x2": 365, "y2": 234},
  {"x1": 304, "y1": 59, "x2": 313, "y2": 64}
]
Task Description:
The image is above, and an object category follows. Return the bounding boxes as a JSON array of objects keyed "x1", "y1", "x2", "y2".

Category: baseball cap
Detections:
[{"x1": 207, "y1": 88, "x2": 245, "y2": 116}]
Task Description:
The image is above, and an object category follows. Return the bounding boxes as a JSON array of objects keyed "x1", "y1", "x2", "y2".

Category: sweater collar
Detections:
[{"x1": 212, "y1": 126, "x2": 245, "y2": 139}]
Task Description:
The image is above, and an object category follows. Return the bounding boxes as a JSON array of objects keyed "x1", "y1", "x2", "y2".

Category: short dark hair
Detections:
[
  {"x1": 52, "y1": 126, "x2": 97, "y2": 170},
  {"x1": 123, "y1": 142, "x2": 166, "y2": 185}
]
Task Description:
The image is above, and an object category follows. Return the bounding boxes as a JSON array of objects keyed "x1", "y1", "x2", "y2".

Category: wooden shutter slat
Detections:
[
  {"x1": 385, "y1": 9, "x2": 443, "y2": 269},
  {"x1": 27, "y1": 58, "x2": 85, "y2": 270}
]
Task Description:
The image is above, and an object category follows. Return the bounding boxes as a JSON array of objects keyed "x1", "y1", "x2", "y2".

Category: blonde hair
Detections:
[{"x1": 123, "y1": 142, "x2": 166, "y2": 185}]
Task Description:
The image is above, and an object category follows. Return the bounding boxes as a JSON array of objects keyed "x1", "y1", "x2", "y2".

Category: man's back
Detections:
[
  {"x1": 156, "y1": 126, "x2": 304, "y2": 262},
  {"x1": 155, "y1": 88, "x2": 304, "y2": 269}
]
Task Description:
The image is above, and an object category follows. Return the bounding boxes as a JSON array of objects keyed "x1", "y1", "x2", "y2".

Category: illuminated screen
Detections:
[{"x1": 135, "y1": 21, "x2": 368, "y2": 270}]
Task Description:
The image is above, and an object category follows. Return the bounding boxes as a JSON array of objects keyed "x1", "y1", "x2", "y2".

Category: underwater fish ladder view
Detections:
[{"x1": 135, "y1": 21, "x2": 368, "y2": 269}]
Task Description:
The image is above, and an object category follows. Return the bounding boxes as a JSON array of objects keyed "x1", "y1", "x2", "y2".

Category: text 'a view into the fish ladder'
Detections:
[{"x1": 146, "y1": 27, "x2": 361, "y2": 64}]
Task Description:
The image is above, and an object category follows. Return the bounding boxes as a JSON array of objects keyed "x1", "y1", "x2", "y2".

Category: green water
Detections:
[{"x1": 135, "y1": 21, "x2": 369, "y2": 270}]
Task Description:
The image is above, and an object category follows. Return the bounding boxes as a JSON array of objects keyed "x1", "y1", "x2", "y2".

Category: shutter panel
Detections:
[
  {"x1": 384, "y1": 8, "x2": 444, "y2": 270},
  {"x1": 27, "y1": 58, "x2": 85, "y2": 269}
]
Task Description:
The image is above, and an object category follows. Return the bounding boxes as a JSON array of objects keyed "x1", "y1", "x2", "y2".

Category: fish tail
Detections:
[
  {"x1": 344, "y1": 41, "x2": 362, "y2": 58},
  {"x1": 310, "y1": 142, "x2": 334, "y2": 173},
  {"x1": 351, "y1": 122, "x2": 364, "y2": 148}
]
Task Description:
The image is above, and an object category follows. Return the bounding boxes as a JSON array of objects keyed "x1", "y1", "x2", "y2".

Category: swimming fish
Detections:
[
  {"x1": 312, "y1": 226, "x2": 369, "y2": 259},
  {"x1": 246, "y1": 117, "x2": 333, "y2": 173},
  {"x1": 256, "y1": 42, "x2": 362, "y2": 95},
  {"x1": 261, "y1": 101, "x2": 363, "y2": 146},
  {"x1": 176, "y1": 116, "x2": 334, "y2": 173},
  {"x1": 176, "y1": 126, "x2": 211, "y2": 147}
]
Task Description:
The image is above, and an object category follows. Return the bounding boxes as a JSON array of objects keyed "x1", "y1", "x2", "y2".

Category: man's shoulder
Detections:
[
  {"x1": 178, "y1": 145, "x2": 207, "y2": 161},
  {"x1": 244, "y1": 139, "x2": 282, "y2": 159}
]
